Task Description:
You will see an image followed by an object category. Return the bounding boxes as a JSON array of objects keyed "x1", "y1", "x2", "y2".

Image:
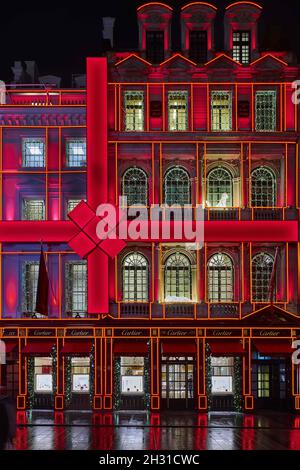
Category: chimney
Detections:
[
  {"x1": 11, "y1": 60, "x2": 38, "y2": 84},
  {"x1": 102, "y1": 17, "x2": 115, "y2": 49}
]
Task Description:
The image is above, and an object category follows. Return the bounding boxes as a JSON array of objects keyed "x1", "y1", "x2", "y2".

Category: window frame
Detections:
[
  {"x1": 124, "y1": 91, "x2": 144, "y2": 132},
  {"x1": 211, "y1": 91, "x2": 232, "y2": 132},
  {"x1": 22, "y1": 198, "x2": 45, "y2": 221},
  {"x1": 65, "y1": 261, "x2": 87, "y2": 316},
  {"x1": 65, "y1": 139, "x2": 87, "y2": 168},
  {"x1": 164, "y1": 166, "x2": 191, "y2": 206},
  {"x1": 255, "y1": 90, "x2": 277, "y2": 132},
  {"x1": 122, "y1": 252, "x2": 149, "y2": 302},
  {"x1": 251, "y1": 166, "x2": 277, "y2": 208},
  {"x1": 207, "y1": 253, "x2": 234, "y2": 303},
  {"x1": 168, "y1": 90, "x2": 189, "y2": 131},
  {"x1": 189, "y1": 30, "x2": 208, "y2": 64},
  {"x1": 22, "y1": 138, "x2": 45, "y2": 168},
  {"x1": 22, "y1": 261, "x2": 39, "y2": 314},
  {"x1": 251, "y1": 252, "x2": 275, "y2": 302},
  {"x1": 206, "y1": 167, "x2": 233, "y2": 208},
  {"x1": 232, "y1": 30, "x2": 251, "y2": 65},
  {"x1": 122, "y1": 167, "x2": 148, "y2": 207},
  {"x1": 164, "y1": 252, "x2": 192, "y2": 302}
]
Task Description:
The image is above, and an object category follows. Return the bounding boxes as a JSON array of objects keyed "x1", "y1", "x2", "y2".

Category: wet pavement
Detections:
[{"x1": 12, "y1": 411, "x2": 300, "y2": 450}]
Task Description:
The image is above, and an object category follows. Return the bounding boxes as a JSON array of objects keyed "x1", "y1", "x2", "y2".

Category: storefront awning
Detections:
[
  {"x1": 113, "y1": 341, "x2": 148, "y2": 356},
  {"x1": 61, "y1": 340, "x2": 93, "y2": 356},
  {"x1": 253, "y1": 340, "x2": 294, "y2": 355},
  {"x1": 208, "y1": 340, "x2": 245, "y2": 356},
  {"x1": 3, "y1": 340, "x2": 18, "y2": 354},
  {"x1": 22, "y1": 341, "x2": 55, "y2": 355},
  {"x1": 161, "y1": 341, "x2": 197, "y2": 355}
]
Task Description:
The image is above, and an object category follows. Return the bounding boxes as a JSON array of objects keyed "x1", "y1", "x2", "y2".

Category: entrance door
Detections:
[
  {"x1": 161, "y1": 356, "x2": 195, "y2": 410},
  {"x1": 252, "y1": 356, "x2": 290, "y2": 410}
]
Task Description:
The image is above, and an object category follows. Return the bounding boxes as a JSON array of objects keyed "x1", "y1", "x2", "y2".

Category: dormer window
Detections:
[
  {"x1": 232, "y1": 31, "x2": 251, "y2": 64},
  {"x1": 146, "y1": 31, "x2": 164, "y2": 64},
  {"x1": 189, "y1": 30, "x2": 208, "y2": 64}
]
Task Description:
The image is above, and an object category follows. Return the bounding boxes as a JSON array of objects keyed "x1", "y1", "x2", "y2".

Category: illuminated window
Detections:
[
  {"x1": 211, "y1": 357, "x2": 234, "y2": 394},
  {"x1": 257, "y1": 365, "x2": 270, "y2": 397},
  {"x1": 189, "y1": 30, "x2": 207, "y2": 64},
  {"x1": 121, "y1": 357, "x2": 144, "y2": 394},
  {"x1": 168, "y1": 91, "x2": 188, "y2": 131},
  {"x1": 122, "y1": 167, "x2": 148, "y2": 206},
  {"x1": 164, "y1": 166, "x2": 191, "y2": 206},
  {"x1": 34, "y1": 357, "x2": 53, "y2": 393},
  {"x1": 211, "y1": 91, "x2": 232, "y2": 131},
  {"x1": 255, "y1": 91, "x2": 277, "y2": 131},
  {"x1": 206, "y1": 167, "x2": 233, "y2": 207},
  {"x1": 22, "y1": 199, "x2": 45, "y2": 220},
  {"x1": 71, "y1": 357, "x2": 90, "y2": 393},
  {"x1": 22, "y1": 139, "x2": 45, "y2": 167},
  {"x1": 164, "y1": 252, "x2": 191, "y2": 301},
  {"x1": 251, "y1": 167, "x2": 276, "y2": 207},
  {"x1": 66, "y1": 139, "x2": 86, "y2": 167},
  {"x1": 146, "y1": 31, "x2": 164, "y2": 64},
  {"x1": 208, "y1": 253, "x2": 233, "y2": 302},
  {"x1": 124, "y1": 91, "x2": 144, "y2": 131},
  {"x1": 22, "y1": 261, "x2": 39, "y2": 313},
  {"x1": 122, "y1": 252, "x2": 148, "y2": 302},
  {"x1": 252, "y1": 252, "x2": 274, "y2": 302},
  {"x1": 65, "y1": 261, "x2": 87, "y2": 317},
  {"x1": 232, "y1": 31, "x2": 251, "y2": 64}
]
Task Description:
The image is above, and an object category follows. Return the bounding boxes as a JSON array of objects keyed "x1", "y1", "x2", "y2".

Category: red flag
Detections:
[
  {"x1": 35, "y1": 245, "x2": 49, "y2": 316},
  {"x1": 268, "y1": 246, "x2": 279, "y2": 304}
]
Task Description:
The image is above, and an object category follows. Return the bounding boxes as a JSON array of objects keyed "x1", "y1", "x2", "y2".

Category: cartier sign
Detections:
[
  {"x1": 65, "y1": 329, "x2": 94, "y2": 337},
  {"x1": 2, "y1": 328, "x2": 18, "y2": 337},
  {"x1": 28, "y1": 329, "x2": 56, "y2": 337},
  {"x1": 160, "y1": 329, "x2": 196, "y2": 337},
  {"x1": 206, "y1": 329, "x2": 242, "y2": 337},
  {"x1": 114, "y1": 329, "x2": 150, "y2": 337},
  {"x1": 252, "y1": 329, "x2": 291, "y2": 338}
]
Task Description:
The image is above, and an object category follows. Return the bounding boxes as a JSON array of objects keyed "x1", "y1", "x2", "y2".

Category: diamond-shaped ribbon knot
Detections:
[{"x1": 67, "y1": 200, "x2": 126, "y2": 259}]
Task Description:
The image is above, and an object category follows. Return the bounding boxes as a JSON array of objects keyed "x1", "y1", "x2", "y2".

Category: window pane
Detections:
[
  {"x1": 255, "y1": 91, "x2": 276, "y2": 131},
  {"x1": 207, "y1": 168, "x2": 233, "y2": 207},
  {"x1": 164, "y1": 166, "x2": 190, "y2": 205},
  {"x1": 252, "y1": 252, "x2": 274, "y2": 301},
  {"x1": 211, "y1": 92, "x2": 232, "y2": 131},
  {"x1": 124, "y1": 92, "x2": 144, "y2": 131},
  {"x1": 122, "y1": 167, "x2": 148, "y2": 206},
  {"x1": 164, "y1": 252, "x2": 191, "y2": 301},
  {"x1": 122, "y1": 253, "x2": 148, "y2": 301},
  {"x1": 23, "y1": 262, "x2": 39, "y2": 313},
  {"x1": 65, "y1": 262, "x2": 87, "y2": 316},
  {"x1": 232, "y1": 31, "x2": 250, "y2": 64},
  {"x1": 22, "y1": 199, "x2": 45, "y2": 220},
  {"x1": 66, "y1": 139, "x2": 86, "y2": 167},
  {"x1": 168, "y1": 91, "x2": 188, "y2": 131},
  {"x1": 251, "y1": 167, "x2": 276, "y2": 207},
  {"x1": 22, "y1": 139, "x2": 45, "y2": 167},
  {"x1": 208, "y1": 253, "x2": 233, "y2": 302}
]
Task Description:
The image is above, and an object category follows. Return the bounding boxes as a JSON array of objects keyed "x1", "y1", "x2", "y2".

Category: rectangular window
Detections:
[
  {"x1": 66, "y1": 139, "x2": 86, "y2": 167},
  {"x1": 232, "y1": 31, "x2": 251, "y2": 64},
  {"x1": 255, "y1": 91, "x2": 277, "y2": 131},
  {"x1": 23, "y1": 262, "x2": 39, "y2": 314},
  {"x1": 189, "y1": 30, "x2": 208, "y2": 64},
  {"x1": 124, "y1": 91, "x2": 144, "y2": 131},
  {"x1": 257, "y1": 365, "x2": 270, "y2": 398},
  {"x1": 168, "y1": 91, "x2": 188, "y2": 131},
  {"x1": 71, "y1": 357, "x2": 90, "y2": 393},
  {"x1": 211, "y1": 91, "x2": 232, "y2": 131},
  {"x1": 211, "y1": 356, "x2": 234, "y2": 394},
  {"x1": 22, "y1": 199, "x2": 45, "y2": 220},
  {"x1": 146, "y1": 31, "x2": 164, "y2": 64},
  {"x1": 65, "y1": 261, "x2": 87, "y2": 317},
  {"x1": 120, "y1": 356, "x2": 144, "y2": 394},
  {"x1": 66, "y1": 199, "x2": 81, "y2": 217},
  {"x1": 34, "y1": 357, "x2": 53, "y2": 393},
  {"x1": 22, "y1": 139, "x2": 45, "y2": 167}
]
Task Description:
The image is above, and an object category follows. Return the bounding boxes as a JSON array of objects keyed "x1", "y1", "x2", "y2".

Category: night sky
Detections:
[{"x1": 0, "y1": 0, "x2": 299, "y2": 86}]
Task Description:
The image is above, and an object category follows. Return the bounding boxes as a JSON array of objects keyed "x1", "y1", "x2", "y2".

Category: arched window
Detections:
[
  {"x1": 122, "y1": 167, "x2": 148, "y2": 206},
  {"x1": 122, "y1": 252, "x2": 148, "y2": 301},
  {"x1": 164, "y1": 252, "x2": 191, "y2": 301},
  {"x1": 252, "y1": 252, "x2": 274, "y2": 302},
  {"x1": 251, "y1": 167, "x2": 276, "y2": 207},
  {"x1": 208, "y1": 253, "x2": 233, "y2": 302},
  {"x1": 207, "y1": 167, "x2": 233, "y2": 207},
  {"x1": 164, "y1": 167, "x2": 191, "y2": 206}
]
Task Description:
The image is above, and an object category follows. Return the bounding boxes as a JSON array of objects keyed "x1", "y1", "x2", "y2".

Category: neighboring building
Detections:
[{"x1": 0, "y1": 2, "x2": 300, "y2": 413}]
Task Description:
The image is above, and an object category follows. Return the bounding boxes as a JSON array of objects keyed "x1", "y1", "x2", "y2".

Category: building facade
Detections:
[{"x1": 1, "y1": 1, "x2": 300, "y2": 413}]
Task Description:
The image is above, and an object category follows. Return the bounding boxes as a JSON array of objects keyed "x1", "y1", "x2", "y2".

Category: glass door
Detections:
[{"x1": 161, "y1": 356, "x2": 194, "y2": 410}]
